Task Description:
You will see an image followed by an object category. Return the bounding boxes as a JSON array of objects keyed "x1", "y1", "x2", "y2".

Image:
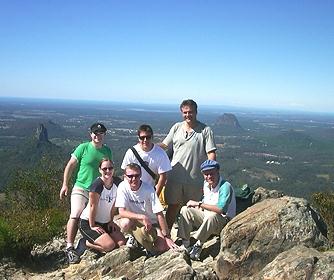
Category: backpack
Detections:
[{"x1": 234, "y1": 184, "x2": 254, "y2": 214}]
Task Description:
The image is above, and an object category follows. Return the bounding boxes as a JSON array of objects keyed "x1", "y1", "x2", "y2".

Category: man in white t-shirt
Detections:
[
  {"x1": 115, "y1": 163, "x2": 178, "y2": 255},
  {"x1": 121, "y1": 124, "x2": 171, "y2": 197}
]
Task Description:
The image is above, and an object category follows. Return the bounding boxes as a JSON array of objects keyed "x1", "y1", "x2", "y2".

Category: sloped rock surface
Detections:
[
  {"x1": 215, "y1": 196, "x2": 329, "y2": 279},
  {"x1": 251, "y1": 245, "x2": 334, "y2": 280}
]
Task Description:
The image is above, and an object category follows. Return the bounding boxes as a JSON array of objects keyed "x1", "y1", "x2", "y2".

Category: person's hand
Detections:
[
  {"x1": 108, "y1": 221, "x2": 120, "y2": 232},
  {"x1": 91, "y1": 226, "x2": 105, "y2": 234},
  {"x1": 186, "y1": 200, "x2": 199, "y2": 208},
  {"x1": 165, "y1": 237, "x2": 179, "y2": 250},
  {"x1": 141, "y1": 215, "x2": 152, "y2": 231},
  {"x1": 59, "y1": 184, "x2": 68, "y2": 200}
]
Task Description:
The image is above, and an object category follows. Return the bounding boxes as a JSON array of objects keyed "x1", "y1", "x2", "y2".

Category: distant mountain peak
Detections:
[
  {"x1": 35, "y1": 123, "x2": 50, "y2": 143},
  {"x1": 215, "y1": 113, "x2": 242, "y2": 129}
]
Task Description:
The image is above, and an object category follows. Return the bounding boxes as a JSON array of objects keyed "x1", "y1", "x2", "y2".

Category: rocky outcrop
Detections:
[
  {"x1": 35, "y1": 124, "x2": 49, "y2": 143},
  {"x1": 252, "y1": 245, "x2": 334, "y2": 280},
  {"x1": 215, "y1": 113, "x2": 242, "y2": 129},
  {"x1": 252, "y1": 186, "x2": 284, "y2": 204},
  {"x1": 1, "y1": 188, "x2": 331, "y2": 280},
  {"x1": 215, "y1": 196, "x2": 329, "y2": 279}
]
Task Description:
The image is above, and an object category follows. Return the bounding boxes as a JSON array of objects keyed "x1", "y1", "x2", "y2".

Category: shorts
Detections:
[
  {"x1": 79, "y1": 219, "x2": 110, "y2": 244},
  {"x1": 70, "y1": 186, "x2": 89, "y2": 218},
  {"x1": 164, "y1": 182, "x2": 203, "y2": 205},
  {"x1": 132, "y1": 222, "x2": 159, "y2": 252}
]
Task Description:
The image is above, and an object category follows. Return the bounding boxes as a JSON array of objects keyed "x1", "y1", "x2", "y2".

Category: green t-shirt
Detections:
[{"x1": 72, "y1": 142, "x2": 112, "y2": 190}]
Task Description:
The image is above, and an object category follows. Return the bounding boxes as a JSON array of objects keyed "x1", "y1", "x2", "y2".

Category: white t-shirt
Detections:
[
  {"x1": 115, "y1": 180, "x2": 164, "y2": 224},
  {"x1": 202, "y1": 177, "x2": 236, "y2": 219},
  {"x1": 121, "y1": 143, "x2": 172, "y2": 186},
  {"x1": 80, "y1": 177, "x2": 117, "y2": 223}
]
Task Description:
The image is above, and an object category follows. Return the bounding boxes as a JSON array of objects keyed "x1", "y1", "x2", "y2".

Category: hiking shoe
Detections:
[
  {"x1": 177, "y1": 244, "x2": 192, "y2": 254},
  {"x1": 126, "y1": 235, "x2": 138, "y2": 249},
  {"x1": 145, "y1": 249, "x2": 159, "y2": 258},
  {"x1": 75, "y1": 238, "x2": 87, "y2": 256},
  {"x1": 66, "y1": 246, "x2": 80, "y2": 264},
  {"x1": 189, "y1": 244, "x2": 202, "y2": 261}
]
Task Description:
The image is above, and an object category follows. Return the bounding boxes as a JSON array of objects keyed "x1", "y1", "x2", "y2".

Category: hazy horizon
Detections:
[{"x1": 2, "y1": 96, "x2": 334, "y2": 117}]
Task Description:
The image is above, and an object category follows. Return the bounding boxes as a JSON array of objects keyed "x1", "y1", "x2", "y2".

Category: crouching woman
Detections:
[{"x1": 79, "y1": 158, "x2": 126, "y2": 253}]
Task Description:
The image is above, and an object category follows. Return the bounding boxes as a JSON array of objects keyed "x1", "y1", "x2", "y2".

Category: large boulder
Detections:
[
  {"x1": 215, "y1": 196, "x2": 329, "y2": 279},
  {"x1": 251, "y1": 245, "x2": 334, "y2": 280}
]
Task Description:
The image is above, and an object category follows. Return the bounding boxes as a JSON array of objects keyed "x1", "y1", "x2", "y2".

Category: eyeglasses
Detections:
[
  {"x1": 138, "y1": 135, "x2": 152, "y2": 141},
  {"x1": 101, "y1": 166, "x2": 113, "y2": 172},
  {"x1": 125, "y1": 174, "x2": 141, "y2": 179},
  {"x1": 203, "y1": 171, "x2": 217, "y2": 177}
]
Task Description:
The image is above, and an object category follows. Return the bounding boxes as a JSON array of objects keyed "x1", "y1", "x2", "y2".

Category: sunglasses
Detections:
[
  {"x1": 101, "y1": 166, "x2": 113, "y2": 172},
  {"x1": 138, "y1": 135, "x2": 152, "y2": 141},
  {"x1": 125, "y1": 174, "x2": 141, "y2": 179}
]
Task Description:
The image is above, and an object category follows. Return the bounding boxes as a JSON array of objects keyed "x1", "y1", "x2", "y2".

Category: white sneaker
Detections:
[
  {"x1": 177, "y1": 244, "x2": 192, "y2": 254},
  {"x1": 126, "y1": 235, "x2": 138, "y2": 249},
  {"x1": 189, "y1": 244, "x2": 202, "y2": 261}
]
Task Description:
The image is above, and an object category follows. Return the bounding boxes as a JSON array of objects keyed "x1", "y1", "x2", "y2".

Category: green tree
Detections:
[
  {"x1": 0, "y1": 157, "x2": 68, "y2": 259},
  {"x1": 312, "y1": 191, "x2": 334, "y2": 247}
]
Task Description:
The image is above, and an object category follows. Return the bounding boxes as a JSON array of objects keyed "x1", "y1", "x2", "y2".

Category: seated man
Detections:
[
  {"x1": 177, "y1": 159, "x2": 236, "y2": 261},
  {"x1": 115, "y1": 163, "x2": 178, "y2": 255}
]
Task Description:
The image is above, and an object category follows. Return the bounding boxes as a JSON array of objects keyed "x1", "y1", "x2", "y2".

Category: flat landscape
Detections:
[{"x1": 1, "y1": 97, "x2": 333, "y2": 199}]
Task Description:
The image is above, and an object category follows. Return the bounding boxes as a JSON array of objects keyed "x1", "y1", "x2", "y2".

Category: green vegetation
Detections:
[
  {"x1": 312, "y1": 191, "x2": 334, "y2": 247},
  {"x1": 0, "y1": 157, "x2": 68, "y2": 260}
]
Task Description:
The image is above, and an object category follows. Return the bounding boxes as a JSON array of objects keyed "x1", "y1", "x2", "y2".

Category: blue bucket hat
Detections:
[{"x1": 200, "y1": 160, "x2": 220, "y2": 172}]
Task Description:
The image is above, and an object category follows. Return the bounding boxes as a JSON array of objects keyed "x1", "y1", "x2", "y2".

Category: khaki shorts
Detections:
[
  {"x1": 158, "y1": 186, "x2": 167, "y2": 209},
  {"x1": 132, "y1": 224, "x2": 159, "y2": 252},
  {"x1": 70, "y1": 186, "x2": 89, "y2": 218},
  {"x1": 164, "y1": 182, "x2": 203, "y2": 205}
]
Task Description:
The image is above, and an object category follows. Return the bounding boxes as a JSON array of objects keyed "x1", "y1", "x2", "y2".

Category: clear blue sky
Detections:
[{"x1": 0, "y1": 0, "x2": 333, "y2": 113}]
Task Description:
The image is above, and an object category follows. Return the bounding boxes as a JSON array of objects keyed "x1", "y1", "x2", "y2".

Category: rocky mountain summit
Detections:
[
  {"x1": 1, "y1": 188, "x2": 333, "y2": 280},
  {"x1": 215, "y1": 113, "x2": 242, "y2": 130},
  {"x1": 35, "y1": 123, "x2": 50, "y2": 142}
]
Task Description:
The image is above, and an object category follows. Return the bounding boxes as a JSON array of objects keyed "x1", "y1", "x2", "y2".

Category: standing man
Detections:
[
  {"x1": 121, "y1": 124, "x2": 171, "y2": 197},
  {"x1": 60, "y1": 123, "x2": 112, "y2": 264},
  {"x1": 115, "y1": 163, "x2": 178, "y2": 255},
  {"x1": 160, "y1": 99, "x2": 217, "y2": 229},
  {"x1": 177, "y1": 160, "x2": 236, "y2": 261}
]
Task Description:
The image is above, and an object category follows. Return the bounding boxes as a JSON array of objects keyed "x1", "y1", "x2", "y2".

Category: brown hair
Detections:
[
  {"x1": 99, "y1": 158, "x2": 113, "y2": 168},
  {"x1": 137, "y1": 124, "x2": 153, "y2": 137},
  {"x1": 124, "y1": 163, "x2": 141, "y2": 174},
  {"x1": 180, "y1": 99, "x2": 197, "y2": 113}
]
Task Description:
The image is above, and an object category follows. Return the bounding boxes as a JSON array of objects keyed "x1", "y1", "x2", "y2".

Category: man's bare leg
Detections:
[
  {"x1": 166, "y1": 203, "x2": 180, "y2": 230},
  {"x1": 66, "y1": 218, "x2": 79, "y2": 247}
]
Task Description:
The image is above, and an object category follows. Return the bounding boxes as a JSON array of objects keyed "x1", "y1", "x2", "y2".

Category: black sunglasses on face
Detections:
[
  {"x1": 125, "y1": 174, "x2": 141, "y2": 179},
  {"x1": 101, "y1": 166, "x2": 113, "y2": 172},
  {"x1": 138, "y1": 135, "x2": 152, "y2": 141}
]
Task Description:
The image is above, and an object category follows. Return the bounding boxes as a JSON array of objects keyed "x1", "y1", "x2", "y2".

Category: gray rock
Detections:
[
  {"x1": 30, "y1": 235, "x2": 67, "y2": 270},
  {"x1": 252, "y1": 245, "x2": 334, "y2": 280},
  {"x1": 215, "y1": 196, "x2": 329, "y2": 279},
  {"x1": 252, "y1": 187, "x2": 284, "y2": 204}
]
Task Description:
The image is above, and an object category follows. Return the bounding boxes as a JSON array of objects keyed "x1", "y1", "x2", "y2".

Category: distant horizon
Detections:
[{"x1": 1, "y1": 95, "x2": 333, "y2": 116}]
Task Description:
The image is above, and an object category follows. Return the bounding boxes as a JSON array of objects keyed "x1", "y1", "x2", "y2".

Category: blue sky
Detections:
[{"x1": 0, "y1": 0, "x2": 333, "y2": 113}]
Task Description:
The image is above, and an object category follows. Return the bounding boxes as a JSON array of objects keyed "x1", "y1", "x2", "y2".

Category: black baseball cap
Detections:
[{"x1": 90, "y1": 123, "x2": 107, "y2": 134}]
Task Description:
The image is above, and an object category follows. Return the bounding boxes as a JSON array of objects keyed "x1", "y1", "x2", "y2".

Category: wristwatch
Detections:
[
  {"x1": 163, "y1": 232, "x2": 171, "y2": 238},
  {"x1": 198, "y1": 201, "x2": 203, "y2": 208}
]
